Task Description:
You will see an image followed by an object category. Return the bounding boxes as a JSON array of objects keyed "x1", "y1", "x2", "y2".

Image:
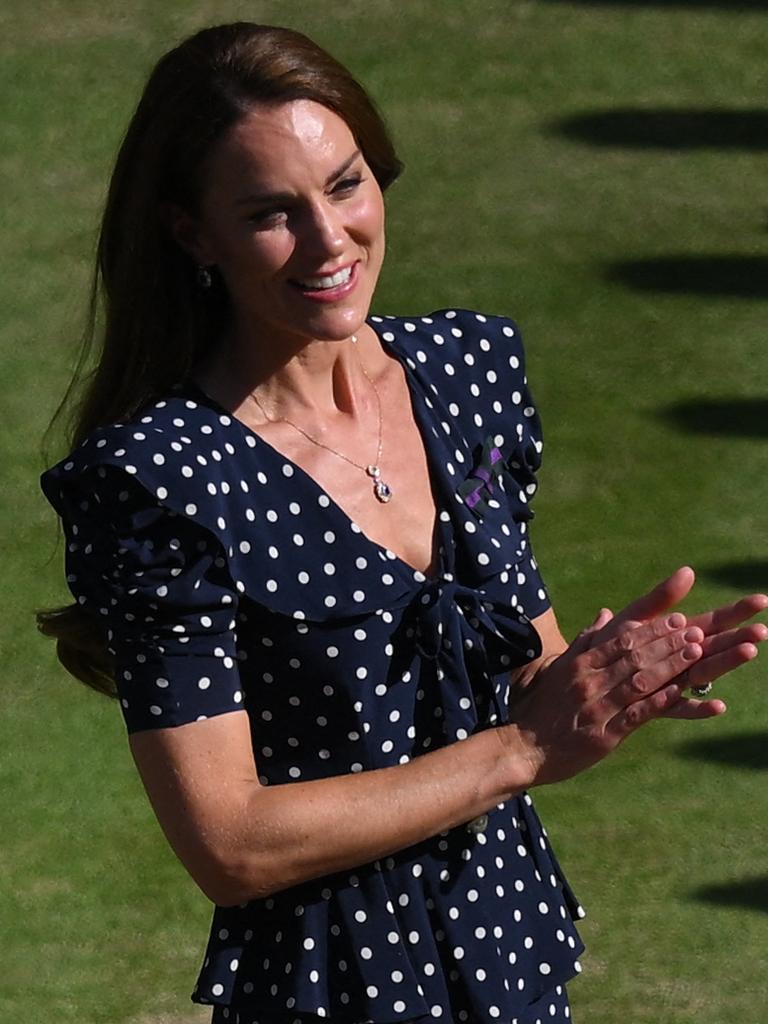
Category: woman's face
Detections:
[{"x1": 181, "y1": 99, "x2": 386, "y2": 350}]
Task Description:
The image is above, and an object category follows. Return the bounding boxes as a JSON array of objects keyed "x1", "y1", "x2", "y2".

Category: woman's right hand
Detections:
[{"x1": 502, "y1": 569, "x2": 766, "y2": 788}]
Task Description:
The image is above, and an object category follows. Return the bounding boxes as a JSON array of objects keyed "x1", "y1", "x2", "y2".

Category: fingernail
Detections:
[
  {"x1": 667, "y1": 613, "x2": 686, "y2": 629},
  {"x1": 683, "y1": 643, "x2": 701, "y2": 660},
  {"x1": 683, "y1": 627, "x2": 701, "y2": 642}
]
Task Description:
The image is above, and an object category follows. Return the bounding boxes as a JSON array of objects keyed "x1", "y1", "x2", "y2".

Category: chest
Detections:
[{"x1": 246, "y1": 367, "x2": 442, "y2": 577}]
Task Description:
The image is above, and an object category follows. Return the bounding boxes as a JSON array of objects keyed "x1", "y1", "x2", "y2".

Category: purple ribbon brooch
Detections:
[{"x1": 457, "y1": 434, "x2": 535, "y2": 521}]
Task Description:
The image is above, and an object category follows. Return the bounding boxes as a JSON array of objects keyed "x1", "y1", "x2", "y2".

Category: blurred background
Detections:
[{"x1": 3, "y1": 1, "x2": 767, "y2": 1021}]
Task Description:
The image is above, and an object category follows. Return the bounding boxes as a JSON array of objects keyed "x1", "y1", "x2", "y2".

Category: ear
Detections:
[{"x1": 164, "y1": 203, "x2": 216, "y2": 266}]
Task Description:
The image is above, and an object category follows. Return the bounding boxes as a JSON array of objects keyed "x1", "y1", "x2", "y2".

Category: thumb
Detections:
[{"x1": 609, "y1": 566, "x2": 696, "y2": 630}]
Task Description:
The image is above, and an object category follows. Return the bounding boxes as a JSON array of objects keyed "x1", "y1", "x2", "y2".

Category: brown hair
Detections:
[{"x1": 38, "y1": 22, "x2": 403, "y2": 695}]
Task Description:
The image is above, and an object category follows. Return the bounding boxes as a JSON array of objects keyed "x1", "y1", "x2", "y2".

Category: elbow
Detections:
[{"x1": 192, "y1": 848, "x2": 286, "y2": 907}]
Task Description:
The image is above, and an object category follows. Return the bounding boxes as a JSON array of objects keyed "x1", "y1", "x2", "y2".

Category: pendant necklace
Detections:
[{"x1": 247, "y1": 334, "x2": 393, "y2": 504}]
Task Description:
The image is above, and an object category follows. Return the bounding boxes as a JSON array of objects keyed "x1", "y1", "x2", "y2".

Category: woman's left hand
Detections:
[{"x1": 578, "y1": 567, "x2": 768, "y2": 718}]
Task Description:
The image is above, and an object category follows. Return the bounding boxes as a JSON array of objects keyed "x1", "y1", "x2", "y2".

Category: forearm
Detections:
[
  {"x1": 233, "y1": 727, "x2": 531, "y2": 900},
  {"x1": 161, "y1": 724, "x2": 533, "y2": 906}
]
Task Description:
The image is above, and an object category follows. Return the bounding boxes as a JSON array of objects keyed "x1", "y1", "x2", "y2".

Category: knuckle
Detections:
[
  {"x1": 623, "y1": 702, "x2": 645, "y2": 729},
  {"x1": 579, "y1": 647, "x2": 602, "y2": 672},
  {"x1": 625, "y1": 647, "x2": 644, "y2": 671},
  {"x1": 616, "y1": 630, "x2": 635, "y2": 654},
  {"x1": 627, "y1": 670, "x2": 648, "y2": 696},
  {"x1": 571, "y1": 675, "x2": 592, "y2": 702}
]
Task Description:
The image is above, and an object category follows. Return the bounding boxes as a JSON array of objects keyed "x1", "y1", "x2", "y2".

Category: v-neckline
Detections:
[{"x1": 185, "y1": 317, "x2": 453, "y2": 583}]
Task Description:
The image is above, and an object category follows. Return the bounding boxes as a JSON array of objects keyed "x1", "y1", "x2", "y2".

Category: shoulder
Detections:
[
  {"x1": 45, "y1": 391, "x2": 244, "y2": 476},
  {"x1": 41, "y1": 389, "x2": 257, "y2": 521},
  {"x1": 370, "y1": 308, "x2": 532, "y2": 419},
  {"x1": 370, "y1": 308, "x2": 526, "y2": 376}
]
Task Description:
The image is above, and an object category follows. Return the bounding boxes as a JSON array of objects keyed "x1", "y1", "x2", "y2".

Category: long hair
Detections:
[{"x1": 38, "y1": 22, "x2": 403, "y2": 695}]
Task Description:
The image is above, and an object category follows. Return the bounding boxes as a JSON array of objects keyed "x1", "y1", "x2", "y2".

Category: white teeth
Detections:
[{"x1": 297, "y1": 266, "x2": 352, "y2": 290}]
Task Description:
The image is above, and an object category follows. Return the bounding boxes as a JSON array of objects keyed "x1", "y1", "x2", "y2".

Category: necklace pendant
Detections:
[
  {"x1": 366, "y1": 464, "x2": 382, "y2": 479},
  {"x1": 374, "y1": 478, "x2": 393, "y2": 503}
]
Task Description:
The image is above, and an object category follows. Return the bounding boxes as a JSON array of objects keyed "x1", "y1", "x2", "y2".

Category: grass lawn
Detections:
[{"x1": 3, "y1": 1, "x2": 767, "y2": 1021}]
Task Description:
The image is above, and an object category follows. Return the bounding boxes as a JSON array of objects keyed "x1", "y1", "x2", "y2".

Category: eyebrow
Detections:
[{"x1": 234, "y1": 149, "x2": 362, "y2": 206}]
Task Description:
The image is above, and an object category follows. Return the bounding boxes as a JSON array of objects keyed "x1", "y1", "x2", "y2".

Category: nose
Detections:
[{"x1": 302, "y1": 199, "x2": 346, "y2": 260}]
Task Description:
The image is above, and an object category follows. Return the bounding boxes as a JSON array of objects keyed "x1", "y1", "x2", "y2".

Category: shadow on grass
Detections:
[
  {"x1": 676, "y1": 731, "x2": 768, "y2": 770},
  {"x1": 692, "y1": 877, "x2": 768, "y2": 913},
  {"x1": 541, "y1": 0, "x2": 768, "y2": 8},
  {"x1": 551, "y1": 109, "x2": 768, "y2": 149},
  {"x1": 657, "y1": 397, "x2": 768, "y2": 438},
  {"x1": 698, "y1": 562, "x2": 768, "y2": 591},
  {"x1": 606, "y1": 256, "x2": 768, "y2": 299}
]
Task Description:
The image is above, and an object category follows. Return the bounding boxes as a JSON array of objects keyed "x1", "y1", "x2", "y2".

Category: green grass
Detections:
[{"x1": 3, "y1": 1, "x2": 768, "y2": 1021}]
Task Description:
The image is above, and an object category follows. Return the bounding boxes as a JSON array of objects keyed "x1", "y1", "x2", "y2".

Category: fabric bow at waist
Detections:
[{"x1": 396, "y1": 577, "x2": 542, "y2": 737}]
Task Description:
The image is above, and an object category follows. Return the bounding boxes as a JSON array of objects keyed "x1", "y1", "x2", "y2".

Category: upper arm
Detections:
[
  {"x1": 44, "y1": 464, "x2": 246, "y2": 732},
  {"x1": 43, "y1": 461, "x2": 258, "y2": 900},
  {"x1": 129, "y1": 710, "x2": 260, "y2": 904}
]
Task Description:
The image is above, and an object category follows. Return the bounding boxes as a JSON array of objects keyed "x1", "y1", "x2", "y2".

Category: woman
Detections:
[{"x1": 39, "y1": 22, "x2": 767, "y2": 1024}]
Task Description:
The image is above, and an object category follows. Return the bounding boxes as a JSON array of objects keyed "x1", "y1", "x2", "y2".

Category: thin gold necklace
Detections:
[{"x1": 247, "y1": 334, "x2": 394, "y2": 504}]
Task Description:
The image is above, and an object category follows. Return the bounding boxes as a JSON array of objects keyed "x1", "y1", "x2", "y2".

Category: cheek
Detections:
[
  {"x1": 219, "y1": 228, "x2": 295, "y2": 279},
  {"x1": 352, "y1": 194, "x2": 386, "y2": 248}
]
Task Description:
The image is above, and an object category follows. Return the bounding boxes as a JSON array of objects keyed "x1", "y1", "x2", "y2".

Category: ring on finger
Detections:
[{"x1": 691, "y1": 682, "x2": 713, "y2": 696}]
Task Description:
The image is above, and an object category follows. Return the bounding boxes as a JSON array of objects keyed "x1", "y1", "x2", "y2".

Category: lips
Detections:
[
  {"x1": 289, "y1": 261, "x2": 360, "y2": 302},
  {"x1": 294, "y1": 265, "x2": 353, "y2": 290}
]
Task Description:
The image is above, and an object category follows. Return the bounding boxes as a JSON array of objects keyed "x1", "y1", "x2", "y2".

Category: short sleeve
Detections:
[
  {"x1": 466, "y1": 312, "x2": 550, "y2": 620},
  {"x1": 42, "y1": 462, "x2": 244, "y2": 733}
]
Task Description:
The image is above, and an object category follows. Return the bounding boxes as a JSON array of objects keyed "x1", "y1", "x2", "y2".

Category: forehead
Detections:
[{"x1": 207, "y1": 99, "x2": 357, "y2": 186}]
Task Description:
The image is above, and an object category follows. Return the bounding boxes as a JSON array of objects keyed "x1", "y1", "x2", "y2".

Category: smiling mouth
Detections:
[{"x1": 293, "y1": 265, "x2": 354, "y2": 291}]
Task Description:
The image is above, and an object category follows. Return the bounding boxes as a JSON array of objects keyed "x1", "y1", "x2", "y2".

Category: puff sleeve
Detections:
[{"x1": 42, "y1": 461, "x2": 244, "y2": 733}]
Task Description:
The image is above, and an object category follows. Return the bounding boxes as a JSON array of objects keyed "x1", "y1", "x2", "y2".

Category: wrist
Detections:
[{"x1": 493, "y1": 723, "x2": 540, "y2": 795}]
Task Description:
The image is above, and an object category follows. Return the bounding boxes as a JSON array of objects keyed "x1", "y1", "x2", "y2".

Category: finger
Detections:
[
  {"x1": 606, "y1": 642, "x2": 702, "y2": 707},
  {"x1": 584, "y1": 613, "x2": 699, "y2": 671},
  {"x1": 569, "y1": 608, "x2": 615, "y2": 656},
  {"x1": 607, "y1": 566, "x2": 696, "y2": 629},
  {"x1": 676, "y1": 641, "x2": 759, "y2": 691},
  {"x1": 700, "y1": 622, "x2": 768, "y2": 658},
  {"x1": 688, "y1": 594, "x2": 768, "y2": 637},
  {"x1": 608, "y1": 682, "x2": 683, "y2": 737},
  {"x1": 661, "y1": 696, "x2": 727, "y2": 720}
]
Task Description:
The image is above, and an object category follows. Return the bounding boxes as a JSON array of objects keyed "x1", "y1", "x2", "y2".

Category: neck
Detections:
[{"x1": 197, "y1": 317, "x2": 385, "y2": 424}]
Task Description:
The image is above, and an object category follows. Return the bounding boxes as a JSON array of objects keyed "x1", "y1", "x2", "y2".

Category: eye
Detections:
[
  {"x1": 331, "y1": 174, "x2": 364, "y2": 196},
  {"x1": 246, "y1": 208, "x2": 288, "y2": 228}
]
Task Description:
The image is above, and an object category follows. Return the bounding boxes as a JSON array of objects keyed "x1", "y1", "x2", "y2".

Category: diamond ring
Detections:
[{"x1": 691, "y1": 682, "x2": 713, "y2": 697}]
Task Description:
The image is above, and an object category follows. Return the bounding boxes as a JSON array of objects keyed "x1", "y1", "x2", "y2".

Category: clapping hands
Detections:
[{"x1": 506, "y1": 567, "x2": 768, "y2": 787}]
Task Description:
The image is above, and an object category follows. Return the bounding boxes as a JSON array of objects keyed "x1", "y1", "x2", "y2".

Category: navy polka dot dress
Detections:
[{"x1": 42, "y1": 310, "x2": 585, "y2": 1024}]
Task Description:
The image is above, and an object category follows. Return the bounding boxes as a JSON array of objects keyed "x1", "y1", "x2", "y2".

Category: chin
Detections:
[{"x1": 298, "y1": 306, "x2": 372, "y2": 344}]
